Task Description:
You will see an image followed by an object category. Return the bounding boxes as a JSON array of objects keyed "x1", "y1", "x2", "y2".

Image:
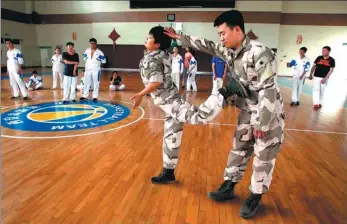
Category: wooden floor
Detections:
[{"x1": 1, "y1": 69, "x2": 347, "y2": 224}]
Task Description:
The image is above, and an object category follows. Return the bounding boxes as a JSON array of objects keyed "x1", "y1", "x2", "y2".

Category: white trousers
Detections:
[
  {"x1": 52, "y1": 70, "x2": 64, "y2": 89},
  {"x1": 63, "y1": 76, "x2": 77, "y2": 101},
  {"x1": 109, "y1": 84, "x2": 125, "y2": 91},
  {"x1": 212, "y1": 77, "x2": 224, "y2": 93},
  {"x1": 83, "y1": 70, "x2": 101, "y2": 99},
  {"x1": 171, "y1": 73, "x2": 180, "y2": 91},
  {"x1": 9, "y1": 71, "x2": 28, "y2": 97},
  {"x1": 186, "y1": 72, "x2": 197, "y2": 92},
  {"x1": 26, "y1": 82, "x2": 43, "y2": 90},
  {"x1": 292, "y1": 76, "x2": 305, "y2": 102},
  {"x1": 313, "y1": 77, "x2": 327, "y2": 105}
]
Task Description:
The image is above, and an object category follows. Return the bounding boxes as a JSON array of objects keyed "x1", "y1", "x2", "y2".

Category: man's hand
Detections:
[
  {"x1": 17, "y1": 67, "x2": 22, "y2": 74},
  {"x1": 73, "y1": 70, "x2": 77, "y2": 76},
  {"x1": 164, "y1": 27, "x2": 181, "y2": 39},
  {"x1": 299, "y1": 75, "x2": 305, "y2": 80},
  {"x1": 321, "y1": 78, "x2": 327, "y2": 84},
  {"x1": 130, "y1": 93, "x2": 144, "y2": 109},
  {"x1": 254, "y1": 129, "x2": 267, "y2": 139},
  {"x1": 223, "y1": 74, "x2": 227, "y2": 81},
  {"x1": 214, "y1": 75, "x2": 217, "y2": 81},
  {"x1": 308, "y1": 75, "x2": 313, "y2": 80}
]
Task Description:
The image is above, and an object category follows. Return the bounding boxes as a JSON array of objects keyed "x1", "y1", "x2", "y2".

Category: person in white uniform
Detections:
[
  {"x1": 5, "y1": 39, "x2": 28, "y2": 100},
  {"x1": 287, "y1": 47, "x2": 310, "y2": 106},
  {"x1": 26, "y1": 70, "x2": 43, "y2": 91},
  {"x1": 51, "y1": 47, "x2": 64, "y2": 89},
  {"x1": 76, "y1": 70, "x2": 93, "y2": 92},
  {"x1": 80, "y1": 38, "x2": 106, "y2": 102},
  {"x1": 186, "y1": 52, "x2": 198, "y2": 92},
  {"x1": 171, "y1": 46, "x2": 183, "y2": 91},
  {"x1": 76, "y1": 69, "x2": 85, "y2": 92}
]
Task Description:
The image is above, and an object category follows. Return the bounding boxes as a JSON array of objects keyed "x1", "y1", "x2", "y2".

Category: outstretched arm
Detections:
[{"x1": 164, "y1": 27, "x2": 227, "y2": 60}]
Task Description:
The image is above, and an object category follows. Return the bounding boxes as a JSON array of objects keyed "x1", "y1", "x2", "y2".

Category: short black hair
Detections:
[
  {"x1": 190, "y1": 49, "x2": 196, "y2": 57},
  {"x1": 89, "y1": 38, "x2": 97, "y2": 44},
  {"x1": 32, "y1": 70, "x2": 38, "y2": 74},
  {"x1": 323, "y1": 46, "x2": 331, "y2": 51},
  {"x1": 66, "y1": 42, "x2": 74, "y2": 47},
  {"x1": 300, "y1": 47, "x2": 307, "y2": 53},
  {"x1": 149, "y1": 26, "x2": 172, "y2": 50},
  {"x1": 5, "y1": 39, "x2": 13, "y2": 44},
  {"x1": 214, "y1": 10, "x2": 245, "y2": 33},
  {"x1": 55, "y1": 47, "x2": 61, "y2": 51},
  {"x1": 112, "y1": 71, "x2": 118, "y2": 75}
]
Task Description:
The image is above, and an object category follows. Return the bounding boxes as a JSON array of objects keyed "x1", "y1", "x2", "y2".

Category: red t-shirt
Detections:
[{"x1": 184, "y1": 52, "x2": 191, "y2": 69}]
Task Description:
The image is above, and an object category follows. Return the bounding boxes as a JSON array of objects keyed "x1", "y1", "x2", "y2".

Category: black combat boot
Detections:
[
  {"x1": 239, "y1": 193, "x2": 262, "y2": 218},
  {"x1": 151, "y1": 168, "x2": 175, "y2": 184},
  {"x1": 208, "y1": 180, "x2": 236, "y2": 201}
]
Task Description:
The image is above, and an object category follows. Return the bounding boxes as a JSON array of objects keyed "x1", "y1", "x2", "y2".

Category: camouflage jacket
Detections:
[
  {"x1": 180, "y1": 35, "x2": 285, "y2": 132},
  {"x1": 139, "y1": 50, "x2": 179, "y2": 105}
]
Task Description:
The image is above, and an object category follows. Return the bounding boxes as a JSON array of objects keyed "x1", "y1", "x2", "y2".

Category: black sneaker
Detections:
[
  {"x1": 290, "y1": 101, "x2": 300, "y2": 106},
  {"x1": 80, "y1": 97, "x2": 86, "y2": 101},
  {"x1": 71, "y1": 100, "x2": 77, "y2": 103},
  {"x1": 10, "y1": 96, "x2": 19, "y2": 99},
  {"x1": 63, "y1": 101, "x2": 68, "y2": 104},
  {"x1": 151, "y1": 168, "x2": 175, "y2": 184},
  {"x1": 93, "y1": 98, "x2": 98, "y2": 102},
  {"x1": 208, "y1": 180, "x2": 236, "y2": 201},
  {"x1": 239, "y1": 193, "x2": 262, "y2": 218},
  {"x1": 23, "y1": 97, "x2": 29, "y2": 101}
]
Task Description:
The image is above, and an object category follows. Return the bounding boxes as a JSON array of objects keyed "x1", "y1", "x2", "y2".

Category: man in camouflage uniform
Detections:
[
  {"x1": 165, "y1": 10, "x2": 285, "y2": 218},
  {"x1": 131, "y1": 26, "x2": 229, "y2": 184}
]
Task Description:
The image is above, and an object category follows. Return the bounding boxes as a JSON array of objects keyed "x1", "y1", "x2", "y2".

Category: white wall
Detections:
[
  {"x1": 34, "y1": 1, "x2": 92, "y2": 14},
  {"x1": 1, "y1": 0, "x2": 27, "y2": 14},
  {"x1": 2, "y1": 0, "x2": 346, "y2": 70},
  {"x1": 33, "y1": 1, "x2": 283, "y2": 14},
  {"x1": 1, "y1": 20, "x2": 41, "y2": 66},
  {"x1": 32, "y1": 1, "x2": 347, "y2": 14},
  {"x1": 282, "y1": 1, "x2": 347, "y2": 14},
  {"x1": 277, "y1": 25, "x2": 347, "y2": 76},
  {"x1": 35, "y1": 24, "x2": 92, "y2": 56},
  {"x1": 90, "y1": 22, "x2": 280, "y2": 48}
]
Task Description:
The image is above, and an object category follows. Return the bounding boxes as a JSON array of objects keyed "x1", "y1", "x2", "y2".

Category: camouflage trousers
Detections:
[
  {"x1": 158, "y1": 92, "x2": 224, "y2": 169},
  {"x1": 224, "y1": 108, "x2": 285, "y2": 194}
]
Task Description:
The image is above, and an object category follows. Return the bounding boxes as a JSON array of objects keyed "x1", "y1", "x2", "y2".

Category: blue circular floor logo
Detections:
[{"x1": 1, "y1": 101, "x2": 131, "y2": 132}]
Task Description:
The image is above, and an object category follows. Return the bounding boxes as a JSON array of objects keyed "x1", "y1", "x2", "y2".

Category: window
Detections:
[
  {"x1": 3, "y1": 38, "x2": 21, "y2": 45},
  {"x1": 12, "y1": 39, "x2": 20, "y2": 45}
]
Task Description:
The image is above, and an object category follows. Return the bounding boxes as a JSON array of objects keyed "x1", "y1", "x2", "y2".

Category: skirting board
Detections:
[
  {"x1": 102, "y1": 68, "x2": 212, "y2": 75},
  {"x1": 20, "y1": 67, "x2": 291, "y2": 77},
  {"x1": 101, "y1": 68, "x2": 292, "y2": 77}
]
